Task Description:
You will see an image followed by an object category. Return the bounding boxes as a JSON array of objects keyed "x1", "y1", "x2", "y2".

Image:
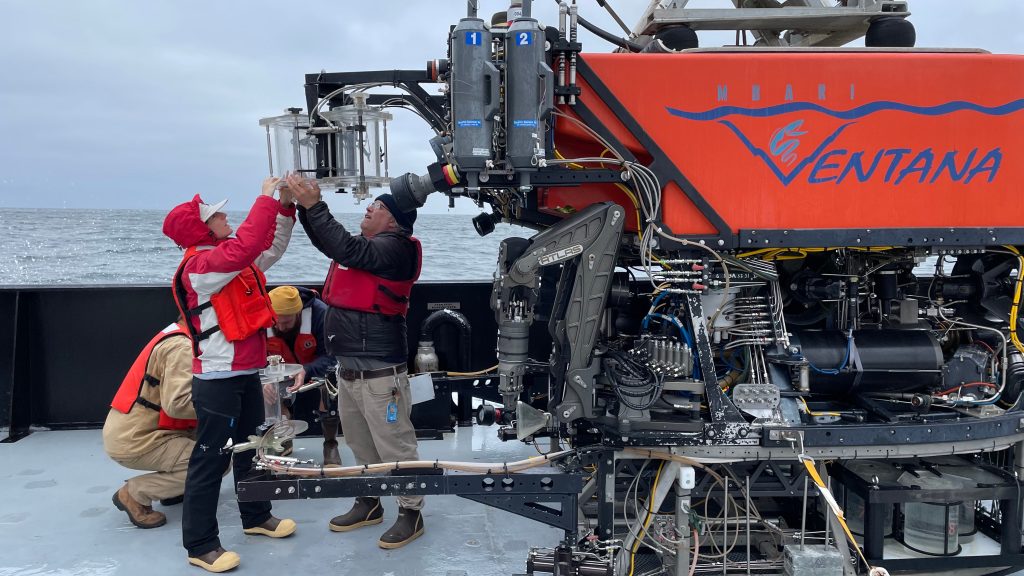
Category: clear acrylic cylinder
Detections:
[
  {"x1": 320, "y1": 93, "x2": 392, "y2": 201},
  {"x1": 898, "y1": 473, "x2": 961, "y2": 556},
  {"x1": 258, "y1": 109, "x2": 317, "y2": 179}
]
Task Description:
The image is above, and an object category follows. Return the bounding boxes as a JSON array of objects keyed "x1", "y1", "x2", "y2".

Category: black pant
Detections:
[{"x1": 182, "y1": 373, "x2": 272, "y2": 557}]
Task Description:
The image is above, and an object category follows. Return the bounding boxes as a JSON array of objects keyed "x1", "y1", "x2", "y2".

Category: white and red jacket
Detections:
[{"x1": 163, "y1": 194, "x2": 295, "y2": 375}]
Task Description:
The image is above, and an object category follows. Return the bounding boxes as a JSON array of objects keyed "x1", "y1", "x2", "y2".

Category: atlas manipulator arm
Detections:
[{"x1": 491, "y1": 202, "x2": 625, "y2": 439}]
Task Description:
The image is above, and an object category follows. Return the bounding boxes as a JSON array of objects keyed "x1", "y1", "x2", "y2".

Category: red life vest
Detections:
[
  {"x1": 172, "y1": 246, "x2": 277, "y2": 355},
  {"x1": 266, "y1": 306, "x2": 317, "y2": 365},
  {"x1": 110, "y1": 324, "x2": 197, "y2": 430},
  {"x1": 322, "y1": 236, "x2": 422, "y2": 316}
]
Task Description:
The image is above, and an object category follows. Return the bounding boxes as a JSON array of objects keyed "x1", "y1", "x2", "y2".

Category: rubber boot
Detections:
[
  {"x1": 329, "y1": 497, "x2": 383, "y2": 532},
  {"x1": 378, "y1": 507, "x2": 424, "y2": 549},
  {"x1": 320, "y1": 413, "x2": 341, "y2": 466}
]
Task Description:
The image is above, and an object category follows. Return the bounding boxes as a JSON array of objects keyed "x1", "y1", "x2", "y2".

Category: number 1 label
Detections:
[{"x1": 466, "y1": 31, "x2": 481, "y2": 45}]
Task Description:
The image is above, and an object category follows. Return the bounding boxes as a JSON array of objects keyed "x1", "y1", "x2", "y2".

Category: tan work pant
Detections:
[
  {"x1": 338, "y1": 370, "x2": 423, "y2": 510},
  {"x1": 111, "y1": 435, "x2": 194, "y2": 506}
]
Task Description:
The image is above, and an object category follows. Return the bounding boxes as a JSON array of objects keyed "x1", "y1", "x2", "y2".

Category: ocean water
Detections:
[{"x1": 0, "y1": 208, "x2": 528, "y2": 286}]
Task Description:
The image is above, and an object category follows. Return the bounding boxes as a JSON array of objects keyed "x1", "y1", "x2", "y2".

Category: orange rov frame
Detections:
[{"x1": 543, "y1": 50, "x2": 1024, "y2": 249}]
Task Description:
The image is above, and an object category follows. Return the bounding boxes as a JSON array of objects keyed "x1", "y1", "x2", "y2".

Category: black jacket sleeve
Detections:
[
  {"x1": 298, "y1": 201, "x2": 416, "y2": 280},
  {"x1": 297, "y1": 203, "x2": 329, "y2": 255},
  {"x1": 303, "y1": 297, "x2": 336, "y2": 379}
]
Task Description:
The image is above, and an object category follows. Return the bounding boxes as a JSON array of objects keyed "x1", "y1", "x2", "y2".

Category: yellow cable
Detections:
[
  {"x1": 1003, "y1": 245, "x2": 1024, "y2": 356},
  {"x1": 801, "y1": 459, "x2": 879, "y2": 573},
  {"x1": 799, "y1": 396, "x2": 841, "y2": 417},
  {"x1": 446, "y1": 364, "x2": 499, "y2": 377},
  {"x1": 629, "y1": 461, "x2": 665, "y2": 576},
  {"x1": 553, "y1": 148, "x2": 584, "y2": 170}
]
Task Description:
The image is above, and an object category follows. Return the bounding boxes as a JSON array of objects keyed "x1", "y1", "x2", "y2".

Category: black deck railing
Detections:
[{"x1": 0, "y1": 282, "x2": 522, "y2": 441}]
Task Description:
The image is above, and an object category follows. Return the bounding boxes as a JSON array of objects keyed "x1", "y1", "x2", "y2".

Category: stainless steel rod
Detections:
[{"x1": 800, "y1": 475, "x2": 809, "y2": 548}]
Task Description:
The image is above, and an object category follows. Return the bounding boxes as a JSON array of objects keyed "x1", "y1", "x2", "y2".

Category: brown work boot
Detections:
[
  {"x1": 378, "y1": 507, "x2": 424, "y2": 549},
  {"x1": 328, "y1": 497, "x2": 383, "y2": 532},
  {"x1": 112, "y1": 484, "x2": 166, "y2": 529},
  {"x1": 320, "y1": 414, "x2": 341, "y2": 466},
  {"x1": 187, "y1": 547, "x2": 240, "y2": 573}
]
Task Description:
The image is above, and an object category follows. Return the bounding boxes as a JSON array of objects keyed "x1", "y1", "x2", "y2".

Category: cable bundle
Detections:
[{"x1": 605, "y1": 348, "x2": 665, "y2": 410}]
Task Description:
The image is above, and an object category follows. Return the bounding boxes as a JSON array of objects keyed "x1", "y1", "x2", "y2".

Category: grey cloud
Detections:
[{"x1": 1, "y1": 0, "x2": 1021, "y2": 212}]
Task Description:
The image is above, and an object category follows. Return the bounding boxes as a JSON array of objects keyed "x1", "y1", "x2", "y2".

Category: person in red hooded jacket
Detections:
[{"x1": 162, "y1": 177, "x2": 298, "y2": 573}]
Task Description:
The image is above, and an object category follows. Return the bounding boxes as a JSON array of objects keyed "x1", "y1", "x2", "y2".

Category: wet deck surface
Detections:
[{"x1": 0, "y1": 427, "x2": 561, "y2": 575}]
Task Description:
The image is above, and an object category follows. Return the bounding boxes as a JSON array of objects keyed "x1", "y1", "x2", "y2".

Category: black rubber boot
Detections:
[
  {"x1": 378, "y1": 507, "x2": 424, "y2": 549},
  {"x1": 329, "y1": 497, "x2": 383, "y2": 532},
  {"x1": 320, "y1": 413, "x2": 341, "y2": 466}
]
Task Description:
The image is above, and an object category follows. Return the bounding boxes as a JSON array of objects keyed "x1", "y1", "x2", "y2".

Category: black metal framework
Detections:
[
  {"x1": 834, "y1": 457, "x2": 1024, "y2": 572},
  {"x1": 236, "y1": 470, "x2": 584, "y2": 545},
  {"x1": 739, "y1": 227, "x2": 1024, "y2": 249}
]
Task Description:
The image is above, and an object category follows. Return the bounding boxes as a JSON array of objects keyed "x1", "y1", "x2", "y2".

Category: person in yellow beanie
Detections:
[{"x1": 266, "y1": 285, "x2": 341, "y2": 465}]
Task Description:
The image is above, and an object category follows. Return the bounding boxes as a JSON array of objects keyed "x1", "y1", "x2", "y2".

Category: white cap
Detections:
[{"x1": 198, "y1": 198, "x2": 228, "y2": 222}]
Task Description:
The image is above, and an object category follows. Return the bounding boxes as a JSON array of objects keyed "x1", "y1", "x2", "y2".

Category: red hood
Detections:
[{"x1": 163, "y1": 194, "x2": 216, "y2": 248}]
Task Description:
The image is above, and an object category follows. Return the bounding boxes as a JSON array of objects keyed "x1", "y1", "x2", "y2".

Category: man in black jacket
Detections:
[{"x1": 286, "y1": 174, "x2": 425, "y2": 549}]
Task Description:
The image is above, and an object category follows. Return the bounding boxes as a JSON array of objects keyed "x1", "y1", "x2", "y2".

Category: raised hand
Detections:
[
  {"x1": 286, "y1": 174, "x2": 322, "y2": 208},
  {"x1": 261, "y1": 176, "x2": 281, "y2": 197},
  {"x1": 279, "y1": 185, "x2": 295, "y2": 207}
]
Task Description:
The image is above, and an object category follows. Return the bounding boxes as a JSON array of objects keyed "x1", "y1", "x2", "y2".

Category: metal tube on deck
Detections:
[
  {"x1": 746, "y1": 475, "x2": 751, "y2": 576},
  {"x1": 801, "y1": 476, "x2": 809, "y2": 548},
  {"x1": 722, "y1": 475, "x2": 728, "y2": 576}
]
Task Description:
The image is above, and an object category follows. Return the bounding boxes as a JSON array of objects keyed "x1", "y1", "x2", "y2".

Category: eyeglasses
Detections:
[{"x1": 370, "y1": 201, "x2": 390, "y2": 214}]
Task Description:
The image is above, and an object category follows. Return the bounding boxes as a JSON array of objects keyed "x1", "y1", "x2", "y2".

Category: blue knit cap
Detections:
[{"x1": 375, "y1": 193, "x2": 417, "y2": 232}]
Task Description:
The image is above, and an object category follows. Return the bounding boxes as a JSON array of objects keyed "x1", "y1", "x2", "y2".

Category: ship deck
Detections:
[
  {"x1": 2, "y1": 426, "x2": 1022, "y2": 576},
  {"x1": 0, "y1": 426, "x2": 562, "y2": 576}
]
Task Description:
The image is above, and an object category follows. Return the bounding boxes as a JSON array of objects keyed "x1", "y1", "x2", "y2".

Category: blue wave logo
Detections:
[
  {"x1": 665, "y1": 99, "x2": 1023, "y2": 186},
  {"x1": 769, "y1": 119, "x2": 807, "y2": 167}
]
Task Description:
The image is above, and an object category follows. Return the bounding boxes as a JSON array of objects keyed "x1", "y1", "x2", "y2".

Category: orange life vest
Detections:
[
  {"x1": 110, "y1": 324, "x2": 197, "y2": 430},
  {"x1": 266, "y1": 306, "x2": 317, "y2": 365},
  {"x1": 172, "y1": 246, "x2": 277, "y2": 355},
  {"x1": 322, "y1": 236, "x2": 422, "y2": 316}
]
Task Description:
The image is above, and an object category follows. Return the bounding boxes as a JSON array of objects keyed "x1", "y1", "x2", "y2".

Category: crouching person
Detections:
[{"x1": 104, "y1": 320, "x2": 196, "y2": 529}]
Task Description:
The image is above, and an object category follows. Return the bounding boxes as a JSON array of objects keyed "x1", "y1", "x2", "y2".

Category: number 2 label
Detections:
[{"x1": 516, "y1": 32, "x2": 531, "y2": 46}]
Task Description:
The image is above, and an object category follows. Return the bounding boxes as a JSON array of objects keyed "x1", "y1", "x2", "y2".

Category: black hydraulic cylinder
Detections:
[{"x1": 790, "y1": 329, "x2": 942, "y2": 395}]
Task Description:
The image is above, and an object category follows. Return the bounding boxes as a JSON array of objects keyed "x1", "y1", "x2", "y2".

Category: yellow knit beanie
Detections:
[{"x1": 269, "y1": 286, "x2": 303, "y2": 316}]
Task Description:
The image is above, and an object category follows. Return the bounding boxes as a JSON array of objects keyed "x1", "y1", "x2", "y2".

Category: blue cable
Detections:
[{"x1": 807, "y1": 332, "x2": 852, "y2": 375}]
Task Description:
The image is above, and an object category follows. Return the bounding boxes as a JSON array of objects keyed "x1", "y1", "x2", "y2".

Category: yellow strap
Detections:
[{"x1": 801, "y1": 458, "x2": 879, "y2": 573}]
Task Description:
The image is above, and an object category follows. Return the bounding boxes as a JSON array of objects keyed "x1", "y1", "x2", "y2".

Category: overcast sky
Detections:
[{"x1": 1, "y1": 0, "x2": 1021, "y2": 214}]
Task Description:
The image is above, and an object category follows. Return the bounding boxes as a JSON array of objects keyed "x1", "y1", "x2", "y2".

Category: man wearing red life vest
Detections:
[
  {"x1": 104, "y1": 320, "x2": 196, "y2": 529},
  {"x1": 266, "y1": 285, "x2": 340, "y2": 465},
  {"x1": 162, "y1": 177, "x2": 298, "y2": 573},
  {"x1": 288, "y1": 173, "x2": 426, "y2": 550}
]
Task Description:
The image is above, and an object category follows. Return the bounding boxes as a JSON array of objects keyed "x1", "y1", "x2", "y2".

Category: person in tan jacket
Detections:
[{"x1": 104, "y1": 321, "x2": 197, "y2": 529}]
